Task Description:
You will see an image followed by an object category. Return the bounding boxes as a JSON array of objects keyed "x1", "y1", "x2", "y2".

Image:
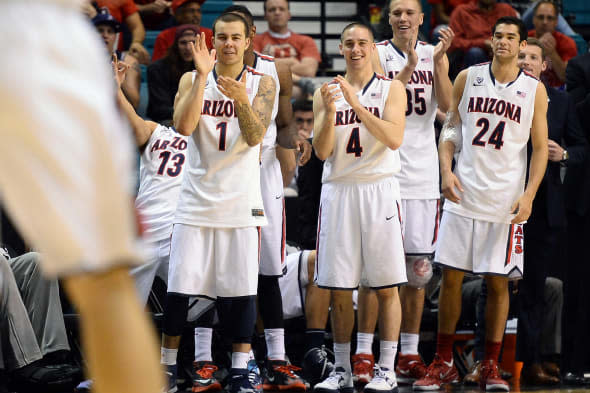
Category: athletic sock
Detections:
[
  {"x1": 484, "y1": 341, "x2": 502, "y2": 362},
  {"x1": 161, "y1": 347, "x2": 178, "y2": 366},
  {"x1": 265, "y1": 328, "x2": 286, "y2": 361},
  {"x1": 436, "y1": 333, "x2": 454, "y2": 363},
  {"x1": 194, "y1": 327, "x2": 213, "y2": 362},
  {"x1": 355, "y1": 332, "x2": 374, "y2": 355},
  {"x1": 400, "y1": 332, "x2": 420, "y2": 355},
  {"x1": 379, "y1": 340, "x2": 397, "y2": 370},
  {"x1": 305, "y1": 329, "x2": 326, "y2": 352},
  {"x1": 334, "y1": 342, "x2": 351, "y2": 373},
  {"x1": 232, "y1": 351, "x2": 250, "y2": 370}
]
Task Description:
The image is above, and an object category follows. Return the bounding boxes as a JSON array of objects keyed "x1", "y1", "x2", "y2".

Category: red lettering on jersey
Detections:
[
  {"x1": 515, "y1": 225, "x2": 523, "y2": 236},
  {"x1": 151, "y1": 139, "x2": 161, "y2": 152},
  {"x1": 202, "y1": 100, "x2": 212, "y2": 115},
  {"x1": 160, "y1": 140, "x2": 170, "y2": 149}
]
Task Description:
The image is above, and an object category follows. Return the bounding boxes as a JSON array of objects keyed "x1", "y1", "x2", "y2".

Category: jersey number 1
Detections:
[
  {"x1": 217, "y1": 122, "x2": 227, "y2": 151},
  {"x1": 346, "y1": 127, "x2": 363, "y2": 157}
]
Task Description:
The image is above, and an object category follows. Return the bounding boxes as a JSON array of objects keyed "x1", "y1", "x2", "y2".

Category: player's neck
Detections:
[
  {"x1": 345, "y1": 67, "x2": 375, "y2": 90},
  {"x1": 243, "y1": 49, "x2": 255, "y2": 67},
  {"x1": 491, "y1": 57, "x2": 520, "y2": 83},
  {"x1": 392, "y1": 35, "x2": 417, "y2": 53},
  {"x1": 215, "y1": 62, "x2": 245, "y2": 79}
]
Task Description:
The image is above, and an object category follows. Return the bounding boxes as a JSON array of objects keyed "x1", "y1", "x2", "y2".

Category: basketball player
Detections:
[
  {"x1": 413, "y1": 16, "x2": 548, "y2": 391},
  {"x1": 159, "y1": 13, "x2": 276, "y2": 393},
  {"x1": 188, "y1": 6, "x2": 308, "y2": 392},
  {"x1": 312, "y1": 23, "x2": 407, "y2": 393},
  {"x1": 0, "y1": 1, "x2": 163, "y2": 393},
  {"x1": 351, "y1": 0, "x2": 454, "y2": 385}
]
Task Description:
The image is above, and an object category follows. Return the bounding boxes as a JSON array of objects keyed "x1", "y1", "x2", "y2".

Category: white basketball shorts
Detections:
[
  {"x1": 259, "y1": 155, "x2": 286, "y2": 276},
  {"x1": 401, "y1": 199, "x2": 440, "y2": 255},
  {"x1": 167, "y1": 223, "x2": 260, "y2": 299},
  {"x1": 315, "y1": 179, "x2": 407, "y2": 289},
  {"x1": 435, "y1": 211, "x2": 524, "y2": 278},
  {"x1": 0, "y1": 2, "x2": 140, "y2": 277},
  {"x1": 279, "y1": 250, "x2": 312, "y2": 320},
  {"x1": 131, "y1": 236, "x2": 171, "y2": 306}
]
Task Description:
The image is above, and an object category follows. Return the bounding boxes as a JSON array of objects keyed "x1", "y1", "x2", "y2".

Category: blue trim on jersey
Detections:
[
  {"x1": 212, "y1": 64, "x2": 248, "y2": 82},
  {"x1": 488, "y1": 63, "x2": 523, "y2": 88},
  {"x1": 388, "y1": 40, "x2": 406, "y2": 58},
  {"x1": 362, "y1": 73, "x2": 378, "y2": 95}
]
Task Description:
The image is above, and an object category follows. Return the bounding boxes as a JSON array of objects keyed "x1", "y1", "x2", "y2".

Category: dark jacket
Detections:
[
  {"x1": 146, "y1": 58, "x2": 177, "y2": 124},
  {"x1": 565, "y1": 54, "x2": 590, "y2": 216}
]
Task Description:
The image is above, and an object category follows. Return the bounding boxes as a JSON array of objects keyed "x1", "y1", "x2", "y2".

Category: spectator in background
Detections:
[
  {"x1": 448, "y1": 0, "x2": 516, "y2": 76},
  {"x1": 522, "y1": 0, "x2": 576, "y2": 36},
  {"x1": 93, "y1": 8, "x2": 141, "y2": 109},
  {"x1": 147, "y1": 25, "x2": 198, "y2": 124},
  {"x1": 528, "y1": 1, "x2": 577, "y2": 88},
  {"x1": 428, "y1": 0, "x2": 472, "y2": 40},
  {"x1": 562, "y1": 52, "x2": 590, "y2": 386},
  {"x1": 135, "y1": 0, "x2": 174, "y2": 30},
  {"x1": 96, "y1": 0, "x2": 150, "y2": 64},
  {"x1": 151, "y1": 0, "x2": 213, "y2": 62},
  {"x1": 254, "y1": 0, "x2": 321, "y2": 89}
]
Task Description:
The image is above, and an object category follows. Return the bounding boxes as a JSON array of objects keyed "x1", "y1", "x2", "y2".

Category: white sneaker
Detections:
[
  {"x1": 364, "y1": 366, "x2": 398, "y2": 393},
  {"x1": 314, "y1": 367, "x2": 354, "y2": 393}
]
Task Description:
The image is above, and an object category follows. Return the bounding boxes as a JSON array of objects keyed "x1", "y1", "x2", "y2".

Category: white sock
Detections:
[
  {"x1": 334, "y1": 342, "x2": 351, "y2": 373},
  {"x1": 400, "y1": 333, "x2": 419, "y2": 355},
  {"x1": 232, "y1": 351, "x2": 250, "y2": 370},
  {"x1": 249, "y1": 349, "x2": 255, "y2": 361},
  {"x1": 194, "y1": 327, "x2": 213, "y2": 362},
  {"x1": 161, "y1": 347, "x2": 178, "y2": 366},
  {"x1": 355, "y1": 332, "x2": 374, "y2": 355},
  {"x1": 265, "y1": 328, "x2": 286, "y2": 360},
  {"x1": 379, "y1": 341, "x2": 397, "y2": 371}
]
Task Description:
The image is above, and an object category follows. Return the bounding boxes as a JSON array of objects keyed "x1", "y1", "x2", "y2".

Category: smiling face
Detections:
[
  {"x1": 340, "y1": 25, "x2": 375, "y2": 71},
  {"x1": 389, "y1": 0, "x2": 423, "y2": 40},
  {"x1": 518, "y1": 43, "x2": 546, "y2": 78},
  {"x1": 491, "y1": 23, "x2": 525, "y2": 60},
  {"x1": 213, "y1": 20, "x2": 250, "y2": 65}
]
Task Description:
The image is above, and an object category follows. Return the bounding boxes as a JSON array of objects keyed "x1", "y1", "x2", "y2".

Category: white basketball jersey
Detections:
[
  {"x1": 253, "y1": 52, "x2": 280, "y2": 161},
  {"x1": 377, "y1": 40, "x2": 439, "y2": 199},
  {"x1": 445, "y1": 63, "x2": 539, "y2": 224},
  {"x1": 136, "y1": 125, "x2": 188, "y2": 241},
  {"x1": 321, "y1": 74, "x2": 400, "y2": 183},
  {"x1": 174, "y1": 66, "x2": 268, "y2": 228}
]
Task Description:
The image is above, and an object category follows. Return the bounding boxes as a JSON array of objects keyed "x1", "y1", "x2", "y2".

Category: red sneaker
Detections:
[
  {"x1": 480, "y1": 360, "x2": 509, "y2": 391},
  {"x1": 395, "y1": 353, "x2": 427, "y2": 384},
  {"x1": 412, "y1": 355, "x2": 459, "y2": 391},
  {"x1": 193, "y1": 361, "x2": 222, "y2": 393},
  {"x1": 352, "y1": 353, "x2": 374, "y2": 385}
]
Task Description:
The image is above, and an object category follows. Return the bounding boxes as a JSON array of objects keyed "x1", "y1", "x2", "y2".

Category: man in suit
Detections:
[
  {"x1": 562, "y1": 51, "x2": 590, "y2": 385},
  {"x1": 516, "y1": 37, "x2": 588, "y2": 386}
]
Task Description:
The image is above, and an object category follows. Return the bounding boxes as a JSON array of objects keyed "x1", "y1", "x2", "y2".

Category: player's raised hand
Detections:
[
  {"x1": 510, "y1": 193, "x2": 533, "y2": 224},
  {"x1": 190, "y1": 32, "x2": 216, "y2": 76},
  {"x1": 218, "y1": 71, "x2": 249, "y2": 105},
  {"x1": 111, "y1": 54, "x2": 130, "y2": 88},
  {"x1": 441, "y1": 170, "x2": 464, "y2": 203},
  {"x1": 320, "y1": 82, "x2": 340, "y2": 114},
  {"x1": 433, "y1": 27, "x2": 454, "y2": 63},
  {"x1": 335, "y1": 75, "x2": 360, "y2": 109}
]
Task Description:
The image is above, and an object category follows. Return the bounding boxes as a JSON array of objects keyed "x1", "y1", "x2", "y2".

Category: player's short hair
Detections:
[
  {"x1": 533, "y1": 0, "x2": 558, "y2": 17},
  {"x1": 389, "y1": 0, "x2": 422, "y2": 13},
  {"x1": 213, "y1": 12, "x2": 250, "y2": 37},
  {"x1": 263, "y1": 0, "x2": 290, "y2": 13},
  {"x1": 525, "y1": 37, "x2": 546, "y2": 57},
  {"x1": 293, "y1": 99, "x2": 313, "y2": 112},
  {"x1": 492, "y1": 16, "x2": 527, "y2": 42},
  {"x1": 223, "y1": 5, "x2": 255, "y2": 28},
  {"x1": 340, "y1": 22, "x2": 374, "y2": 43}
]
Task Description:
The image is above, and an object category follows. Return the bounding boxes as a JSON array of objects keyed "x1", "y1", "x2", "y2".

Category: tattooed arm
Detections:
[{"x1": 235, "y1": 75, "x2": 277, "y2": 147}]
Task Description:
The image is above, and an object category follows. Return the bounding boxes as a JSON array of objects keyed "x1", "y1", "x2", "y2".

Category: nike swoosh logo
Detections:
[
  {"x1": 386, "y1": 216, "x2": 394, "y2": 220},
  {"x1": 275, "y1": 195, "x2": 282, "y2": 199}
]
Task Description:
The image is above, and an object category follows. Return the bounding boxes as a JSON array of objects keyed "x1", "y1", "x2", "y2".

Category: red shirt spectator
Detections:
[
  {"x1": 152, "y1": 0, "x2": 212, "y2": 62},
  {"x1": 97, "y1": 0, "x2": 138, "y2": 22},
  {"x1": 529, "y1": 30, "x2": 577, "y2": 87},
  {"x1": 253, "y1": 31, "x2": 321, "y2": 63},
  {"x1": 428, "y1": 0, "x2": 474, "y2": 29},
  {"x1": 449, "y1": 1, "x2": 517, "y2": 52}
]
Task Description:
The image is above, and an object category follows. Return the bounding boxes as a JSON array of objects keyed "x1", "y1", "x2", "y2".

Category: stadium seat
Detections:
[{"x1": 201, "y1": 0, "x2": 234, "y2": 29}]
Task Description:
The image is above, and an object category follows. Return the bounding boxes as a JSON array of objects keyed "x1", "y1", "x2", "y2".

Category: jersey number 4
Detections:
[
  {"x1": 472, "y1": 118, "x2": 505, "y2": 150},
  {"x1": 157, "y1": 151, "x2": 185, "y2": 177},
  {"x1": 346, "y1": 127, "x2": 363, "y2": 157}
]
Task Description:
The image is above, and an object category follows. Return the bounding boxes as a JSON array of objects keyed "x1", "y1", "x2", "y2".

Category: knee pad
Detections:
[
  {"x1": 406, "y1": 255, "x2": 433, "y2": 288},
  {"x1": 258, "y1": 275, "x2": 284, "y2": 328},
  {"x1": 164, "y1": 294, "x2": 189, "y2": 337}
]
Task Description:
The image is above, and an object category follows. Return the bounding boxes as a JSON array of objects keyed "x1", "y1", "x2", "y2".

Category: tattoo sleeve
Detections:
[{"x1": 235, "y1": 75, "x2": 276, "y2": 147}]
